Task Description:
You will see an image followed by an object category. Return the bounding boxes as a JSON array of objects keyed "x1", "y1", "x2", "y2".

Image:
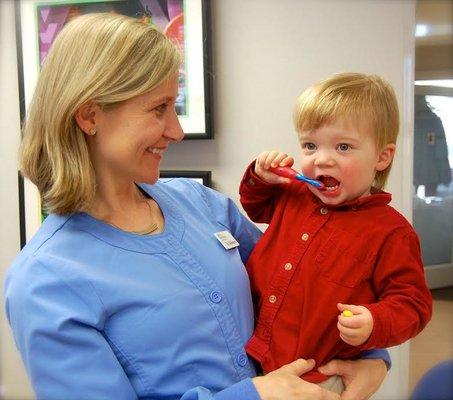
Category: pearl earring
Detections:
[{"x1": 88, "y1": 128, "x2": 97, "y2": 136}]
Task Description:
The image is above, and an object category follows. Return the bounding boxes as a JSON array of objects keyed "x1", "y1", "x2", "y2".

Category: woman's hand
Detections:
[
  {"x1": 318, "y1": 358, "x2": 387, "y2": 400},
  {"x1": 255, "y1": 151, "x2": 294, "y2": 185},
  {"x1": 252, "y1": 359, "x2": 340, "y2": 400}
]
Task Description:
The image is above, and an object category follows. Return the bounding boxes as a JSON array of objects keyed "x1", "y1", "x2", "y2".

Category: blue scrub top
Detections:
[{"x1": 5, "y1": 179, "x2": 262, "y2": 400}]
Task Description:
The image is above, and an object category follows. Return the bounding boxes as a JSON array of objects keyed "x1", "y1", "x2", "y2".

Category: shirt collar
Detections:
[{"x1": 305, "y1": 186, "x2": 392, "y2": 210}]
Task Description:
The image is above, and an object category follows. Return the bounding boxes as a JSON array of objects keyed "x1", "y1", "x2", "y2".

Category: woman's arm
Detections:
[{"x1": 4, "y1": 256, "x2": 138, "y2": 400}]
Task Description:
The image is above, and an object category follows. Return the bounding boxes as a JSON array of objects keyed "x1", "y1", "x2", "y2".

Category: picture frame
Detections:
[
  {"x1": 16, "y1": 0, "x2": 212, "y2": 138},
  {"x1": 160, "y1": 170, "x2": 212, "y2": 188},
  {"x1": 15, "y1": 0, "x2": 212, "y2": 247}
]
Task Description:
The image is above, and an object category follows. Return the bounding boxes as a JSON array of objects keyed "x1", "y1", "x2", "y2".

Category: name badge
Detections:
[{"x1": 214, "y1": 230, "x2": 240, "y2": 250}]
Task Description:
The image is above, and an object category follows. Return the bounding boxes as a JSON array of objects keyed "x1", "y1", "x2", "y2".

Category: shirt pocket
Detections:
[{"x1": 314, "y1": 229, "x2": 374, "y2": 288}]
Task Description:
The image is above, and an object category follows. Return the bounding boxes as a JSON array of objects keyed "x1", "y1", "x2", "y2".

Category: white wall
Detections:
[
  {"x1": 0, "y1": 0, "x2": 415, "y2": 398},
  {"x1": 0, "y1": 1, "x2": 35, "y2": 399}
]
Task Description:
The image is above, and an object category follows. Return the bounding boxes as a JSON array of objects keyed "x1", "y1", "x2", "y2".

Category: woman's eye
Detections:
[
  {"x1": 154, "y1": 103, "x2": 168, "y2": 114},
  {"x1": 303, "y1": 142, "x2": 317, "y2": 151},
  {"x1": 338, "y1": 143, "x2": 350, "y2": 151}
]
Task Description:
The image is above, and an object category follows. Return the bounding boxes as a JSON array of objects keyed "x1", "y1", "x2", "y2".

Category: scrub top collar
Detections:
[{"x1": 68, "y1": 182, "x2": 185, "y2": 253}]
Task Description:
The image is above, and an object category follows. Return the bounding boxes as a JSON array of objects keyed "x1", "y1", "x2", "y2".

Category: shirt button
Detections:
[
  {"x1": 209, "y1": 291, "x2": 222, "y2": 303},
  {"x1": 269, "y1": 295, "x2": 277, "y2": 303},
  {"x1": 284, "y1": 263, "x2": 293, "y2": 271},
  {"x1": 237, "y1": 353, "x2": 248, "y2": 367},
  {"x1": 301, "y1": 233, "x2": 309, "y2": 241},
  {"x1": 320, "y1": 207, "x2": 328, "y2": 215},
  {"x1": 248, "y1": 178, "x2": 255, "y2": 185}
]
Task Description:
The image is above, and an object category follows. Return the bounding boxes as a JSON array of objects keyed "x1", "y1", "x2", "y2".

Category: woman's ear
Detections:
[
  {"x1": 75, "y1": 103, "x2": 98, "y2": 135},
  {"x1": 376, "y1": 143, "x2": 396, "y2": 171}
]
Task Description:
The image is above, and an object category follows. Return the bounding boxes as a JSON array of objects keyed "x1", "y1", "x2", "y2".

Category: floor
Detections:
[{"x1": 409, "y1": 286, "x2": 453, "y2": 393}]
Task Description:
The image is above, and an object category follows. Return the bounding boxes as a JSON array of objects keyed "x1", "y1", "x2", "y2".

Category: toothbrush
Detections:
[{"x1": 269, "y1": 166, "x2": 324, "y2": 189}]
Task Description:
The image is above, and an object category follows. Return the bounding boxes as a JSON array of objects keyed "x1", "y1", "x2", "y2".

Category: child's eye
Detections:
[
  {"x1": 337, "y1": 143, "x2": 350, "y2": 152},
  {"x1": 302, "y1": 142, "x2": 317, "y2": 151}
]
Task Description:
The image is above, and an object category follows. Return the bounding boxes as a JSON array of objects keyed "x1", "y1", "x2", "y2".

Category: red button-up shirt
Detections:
[{"x1": 240, "y1": 163, "x2": 432, "y2": 383}]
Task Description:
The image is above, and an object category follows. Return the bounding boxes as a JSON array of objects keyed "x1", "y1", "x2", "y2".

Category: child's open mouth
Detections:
[{"x1": 317, "y1": 175, "x2": 340, "y2": 191}]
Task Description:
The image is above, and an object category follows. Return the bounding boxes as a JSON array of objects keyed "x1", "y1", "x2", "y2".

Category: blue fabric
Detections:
[
  {"x1": 5, "y1": 179, "x2": 262, "y2": 400},
  {"x1": 4, "y1": 178, "x2": 389, "y2": 399},
  {"x1": 412, "y1": 360, "x2": 453, "y2": 400},
  {"x1": 359, "y1": 349, "x2": 392, "y2": 370}
]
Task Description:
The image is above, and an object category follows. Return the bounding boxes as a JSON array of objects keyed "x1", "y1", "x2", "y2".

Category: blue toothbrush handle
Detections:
[{"x1": 296, "y1": 174, "x2": 323, "y2": 188}]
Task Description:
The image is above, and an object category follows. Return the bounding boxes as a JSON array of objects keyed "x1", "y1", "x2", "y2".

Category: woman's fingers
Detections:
[
  {"x1": 274, "y1": 358, "x2": 316, "y2": 376},
  {"x1": 252, "y1": 359, "x2": 342, "y2": 400}
]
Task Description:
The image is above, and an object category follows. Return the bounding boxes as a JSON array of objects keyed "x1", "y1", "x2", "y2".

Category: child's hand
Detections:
[
  {"x1": 255, "y1": 151, "x2": 294, "y2": 184},
  {"x1": 337, "y1": 303, "x2": 373, "y2": 346}
]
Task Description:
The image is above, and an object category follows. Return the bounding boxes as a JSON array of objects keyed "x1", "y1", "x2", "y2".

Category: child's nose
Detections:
[{"x1": 314, "y1": 151, "x2": 335, "y2": 167}]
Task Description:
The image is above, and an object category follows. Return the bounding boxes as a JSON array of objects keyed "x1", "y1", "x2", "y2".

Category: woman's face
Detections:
[{"x1": 89, "y1": 76, "x2": 183, "y2": 186}]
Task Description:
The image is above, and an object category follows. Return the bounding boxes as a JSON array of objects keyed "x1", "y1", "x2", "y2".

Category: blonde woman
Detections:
[{"x1": 5, "y1": 14, "x2": 388, "y2": 400}]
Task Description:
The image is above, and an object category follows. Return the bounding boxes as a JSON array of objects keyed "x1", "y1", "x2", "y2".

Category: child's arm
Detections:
[
  {"x1": 239, "y1": 151, "x2": 293, "y2": 223},
  {"x1": 338, "y1": 229, "x2": 432, "y2": 349}
]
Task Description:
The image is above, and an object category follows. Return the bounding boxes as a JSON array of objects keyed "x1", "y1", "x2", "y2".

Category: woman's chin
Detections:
[{"x1": 136, "y1": 172, "x2": 159, "y2": 185}]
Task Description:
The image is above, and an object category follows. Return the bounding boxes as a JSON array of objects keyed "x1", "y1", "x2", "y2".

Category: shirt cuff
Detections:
[
  {"x1": 359, "y1": 348, "x2": 392, "y2": 370},
  {"x1": 242, "y1": 161, "x2": 275, "y2": 189},
  {"x1": 214, "y1": 378, "x2": 261, "y2": 400}
]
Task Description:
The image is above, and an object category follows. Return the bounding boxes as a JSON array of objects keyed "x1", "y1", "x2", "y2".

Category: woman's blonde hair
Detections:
[
  {"x1": 293, "y1": 72, "x2": 399, "y2": 190},
  {"x1": 20, "y1": 13, "x2": 181, "y2": 214}
]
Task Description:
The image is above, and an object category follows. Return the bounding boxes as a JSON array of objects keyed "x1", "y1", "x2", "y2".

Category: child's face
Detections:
[{"x1": 299, "y1": 117, "x2": 394, "y2": 206}]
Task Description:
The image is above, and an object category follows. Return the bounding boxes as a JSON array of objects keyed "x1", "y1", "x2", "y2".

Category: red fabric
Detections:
[{"x1": 240, "y1": 162, "x2": 432, "y2": 383}]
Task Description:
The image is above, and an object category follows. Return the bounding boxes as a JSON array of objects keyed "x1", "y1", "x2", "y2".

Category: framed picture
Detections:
[
  {"x1": 160, "y1": 170, "x2": 212, "y2": 188},
  {"x1": 15, "y1": 0, "x2": 212, "y2": 246},
  {"x1": 16, "y1": 0, "x2": 212, "y2": 138}
]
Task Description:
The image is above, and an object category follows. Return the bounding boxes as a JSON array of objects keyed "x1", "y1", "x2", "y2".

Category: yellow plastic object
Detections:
[{"x1": 342, "y1": 310, "x2": 353, "y2": 317}]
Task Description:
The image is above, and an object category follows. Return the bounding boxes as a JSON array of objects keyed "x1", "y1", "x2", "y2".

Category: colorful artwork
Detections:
[{"x1": 36, "y1": 0, "x2": 187, "y2": 115}]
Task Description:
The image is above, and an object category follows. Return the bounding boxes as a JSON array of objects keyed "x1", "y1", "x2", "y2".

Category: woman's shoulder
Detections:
[
  {"x1": 18, "y1": 213, "x2": 73, "y2": 253},
  {"x1": 5, "y1": 213, "x2": 96, "y2": 295},
  {"x1": 5, "y1": 214, "x2": 105, "y2": 323}
]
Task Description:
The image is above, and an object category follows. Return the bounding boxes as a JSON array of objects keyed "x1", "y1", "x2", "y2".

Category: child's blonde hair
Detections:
[
  {"x1": 20, "y1": 13, "x2": 181, "y2": 214},
  {"x1": 293, "y1": 72, "x2": 399, "y2": 190}
]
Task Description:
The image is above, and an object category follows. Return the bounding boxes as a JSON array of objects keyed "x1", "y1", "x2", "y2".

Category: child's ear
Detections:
[{"x1": 376, "y1": 143, "x2": 396, "y2": 171}]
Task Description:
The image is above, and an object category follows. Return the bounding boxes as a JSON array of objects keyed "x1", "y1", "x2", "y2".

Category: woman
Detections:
[{"x1": 5, "y1": 13, "x2": 389, "y2": 400}]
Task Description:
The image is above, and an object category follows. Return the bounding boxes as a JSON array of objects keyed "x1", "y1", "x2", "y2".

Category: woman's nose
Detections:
[{"x1": 165, "y1": 109, "x2": 184, "y2": 142}]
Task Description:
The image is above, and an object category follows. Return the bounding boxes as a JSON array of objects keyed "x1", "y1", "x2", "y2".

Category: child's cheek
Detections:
[
  {"x1": 341, "y1": 163, "x2": 358, "y2": 181},
  {"x1": 299, "y1": 161, "x2": 314, "y2": 177}
]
